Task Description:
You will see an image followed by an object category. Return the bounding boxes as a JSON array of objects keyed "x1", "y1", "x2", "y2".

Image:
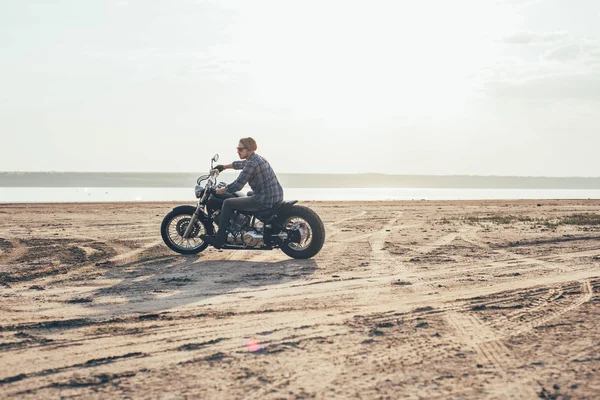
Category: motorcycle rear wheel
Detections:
[{"x1": 278, "y1": 205, "x2": 325, "y2": 259}]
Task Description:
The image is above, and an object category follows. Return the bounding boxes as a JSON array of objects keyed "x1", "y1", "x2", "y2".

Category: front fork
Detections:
[{"x1": 183, "y1": 203, "x2": 203, "y2": 238}]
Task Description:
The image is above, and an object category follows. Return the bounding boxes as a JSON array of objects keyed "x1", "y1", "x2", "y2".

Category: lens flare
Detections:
[{"x1": 245, "y1": 337, "x2": 262, "y2": 352}]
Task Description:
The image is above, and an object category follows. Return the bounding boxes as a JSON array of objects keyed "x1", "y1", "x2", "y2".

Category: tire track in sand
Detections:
[
  {"x1": 445, "y1": 312, "x2": 538, "y2": 398},
  {"x1": 402, "y1": 227, "x2": 472, "y2": 259},
  {"x1": 368, "y1": 212, "x2": 404, "y2": 274},
  {"x1": 480, "y1": 285, "x2": 564, "y2": 333},
  {"x1": 326, "y1": 210, "x2": 368, "y2": 238},
  {"x1": 461, "y1": 229, "x2": 575, "y2": 274},
  {"x1": 446, "y1": 280, "x2": 593, "y2": 397},
  {"x1": 366, "y1": 212, "x2": 444, "y2": 294},
  {"x1": 446, "y1": 312, "x2": 518, "y2": 373},
  {"x1": 319, "y1": 211, "x2": 370, "y2": 260},
  {"x1": 385, "y1": 227, "x2": 477, "y2": 291},
  {"x1": 496, "y1": 280, "x2": 593, "y2": 338}
]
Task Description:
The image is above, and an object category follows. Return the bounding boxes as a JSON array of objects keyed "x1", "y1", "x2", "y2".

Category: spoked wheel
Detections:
[
  {"x1": 161, "y1": 208, "x2": 210, "y2": 254},
  {"x1": 278, "y1": 205, "x2": 325, "y2": 259}
]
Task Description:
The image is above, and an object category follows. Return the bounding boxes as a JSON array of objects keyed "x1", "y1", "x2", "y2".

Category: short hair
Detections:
[{"x1": 239, "y1": 137, "x2": 257, "y2": 152}]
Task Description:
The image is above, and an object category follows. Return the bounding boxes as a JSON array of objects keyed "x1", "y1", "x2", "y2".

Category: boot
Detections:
[{"x1": 200, "y1": 234, "x2": 223, "y2": 249}]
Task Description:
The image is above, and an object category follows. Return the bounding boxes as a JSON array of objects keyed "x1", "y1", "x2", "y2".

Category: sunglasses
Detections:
[{"x1": 236, "y1": 147, "x2": 246, "y2": 151}]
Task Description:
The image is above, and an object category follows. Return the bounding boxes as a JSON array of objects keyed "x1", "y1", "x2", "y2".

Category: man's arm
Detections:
[
  {"x1": 231, "y1": 160, "x2": 246, "y2": 170},
  {"x1": 226, "y1": 161, "x2": 256, "y2": 193},
  {"x1": 214, "y1": 161, "x2": 250, "y2": 194},
  {"x1": 216, "y1": 161, "x2": 246, "y2": 172}
]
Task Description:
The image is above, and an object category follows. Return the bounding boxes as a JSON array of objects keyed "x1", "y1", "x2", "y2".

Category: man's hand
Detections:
[
  {"x1": 214, "y1": 164, "x2": 225, "y2": 172},
  {"x1": 215, "y1": 187, "x2": 228, "y2": 195}
]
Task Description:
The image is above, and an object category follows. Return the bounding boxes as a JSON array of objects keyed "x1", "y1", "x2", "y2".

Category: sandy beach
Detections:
[{"x1": 1, "y1": 200, "x2": 599, "y2": 399}]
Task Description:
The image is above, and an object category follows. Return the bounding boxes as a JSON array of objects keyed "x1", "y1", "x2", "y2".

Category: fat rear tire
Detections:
[{"x1": 278, "y1": 205, "x2": 325, "y2": 259}]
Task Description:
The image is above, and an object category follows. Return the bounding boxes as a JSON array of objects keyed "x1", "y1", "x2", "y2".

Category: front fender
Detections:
[
  {"x1": 171, "y1": 205, "x2": 213, "y2": 234},
  {"x1": 172, "y1": 205, "x2": 197, "y2": 214}
]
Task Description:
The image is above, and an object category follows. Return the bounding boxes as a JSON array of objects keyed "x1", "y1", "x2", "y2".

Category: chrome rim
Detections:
[
  {"x1": 167, "y1": 215, "x2": 206, "y2": 251},
  {"x1": 284, "y1": 217, "x2": 313, "y2": 251}
]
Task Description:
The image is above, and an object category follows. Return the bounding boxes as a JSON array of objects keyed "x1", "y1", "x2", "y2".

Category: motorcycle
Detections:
[{"x1": 160, "y1": 154, "x2": 325, "y2": 259}]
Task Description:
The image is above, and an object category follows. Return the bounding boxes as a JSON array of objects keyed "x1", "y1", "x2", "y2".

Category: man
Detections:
[{"x1": 201, "y1": 137, "x2": 284, "y2": 248}]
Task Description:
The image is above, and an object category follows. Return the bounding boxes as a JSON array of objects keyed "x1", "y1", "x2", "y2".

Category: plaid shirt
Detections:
[{"x1": 227, "y1": 153, "x2": 284, "y2": 209}]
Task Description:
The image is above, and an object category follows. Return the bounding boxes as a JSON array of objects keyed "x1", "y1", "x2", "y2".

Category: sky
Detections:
[{"x1": 1, "y1": 0, "x2": 600, "y2": 176}]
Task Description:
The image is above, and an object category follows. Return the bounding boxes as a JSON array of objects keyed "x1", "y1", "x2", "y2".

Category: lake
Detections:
[{"x1": 2, "y1": 187, "x2": 600, "y2": 203}]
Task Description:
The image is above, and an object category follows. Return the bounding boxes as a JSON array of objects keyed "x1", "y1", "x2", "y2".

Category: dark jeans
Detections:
[
  {"x1": 207, "y1": 195, "x2": 227, "y2": 216},
  {"x1": 215, "y1": 196, "x2": 263, "y2": 244}
]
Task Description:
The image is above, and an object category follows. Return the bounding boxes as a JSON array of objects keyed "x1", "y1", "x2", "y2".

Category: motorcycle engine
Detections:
[
  {"x1": 243, "y1": 231, "x2": 264, "y2": 247},
  {"x1": 225, "y1": 213, "x2": 264, "y2": 247},
  {"x1": 227, "y1": 232, "x2": 244, "y2": 245}
]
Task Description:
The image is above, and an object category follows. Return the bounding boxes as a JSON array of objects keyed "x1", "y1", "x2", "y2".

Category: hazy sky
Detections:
[{"x1": 2, "y1": 0, "x2": 599, "y2": 176}]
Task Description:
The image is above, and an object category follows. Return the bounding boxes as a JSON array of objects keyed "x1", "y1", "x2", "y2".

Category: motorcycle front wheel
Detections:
[
  {"x1": 278, "y1": 205, "x2": 325, "y2": 259},
  {"x1": 160, "y1": 208, "x2": 211, "y2": 255}
]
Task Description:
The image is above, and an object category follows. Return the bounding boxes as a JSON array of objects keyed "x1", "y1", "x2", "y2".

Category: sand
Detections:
[{"x1": 1, "y1": 200, "x2": 599, "y2": 399}]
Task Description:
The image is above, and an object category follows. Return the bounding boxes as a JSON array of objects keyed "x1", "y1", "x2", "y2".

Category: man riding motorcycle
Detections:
[{"x1": 200, "y1": 137, "x2": 283, "y2": 249}]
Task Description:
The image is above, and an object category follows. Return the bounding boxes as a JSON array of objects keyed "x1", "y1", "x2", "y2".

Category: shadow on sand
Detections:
[{"x1": 84, "y1": 253, "x2": 318, "y2": 317}]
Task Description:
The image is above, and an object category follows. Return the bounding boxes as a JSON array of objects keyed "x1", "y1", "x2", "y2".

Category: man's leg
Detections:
[
  {"x1": 210, "y1": 197, "x2": 263, "y2": 247},
  {"x1": 206, "y1": 195, "x2": 222, "y2": 217}
]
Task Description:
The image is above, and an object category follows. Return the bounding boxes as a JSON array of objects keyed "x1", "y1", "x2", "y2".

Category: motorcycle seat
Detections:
[{"x1": 253, "y1": 200, "x2": 298, "y2": 223}]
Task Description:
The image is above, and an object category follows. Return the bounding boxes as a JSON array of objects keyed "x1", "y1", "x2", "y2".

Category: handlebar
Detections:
[{"x1": 198, "y1": 155, "x2": 222, "y2": 203}]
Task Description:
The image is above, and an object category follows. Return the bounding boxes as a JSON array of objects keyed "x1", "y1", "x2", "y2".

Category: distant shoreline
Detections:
[{"x1": 1, "y1": 172, "x2": 600, "y2": 189}]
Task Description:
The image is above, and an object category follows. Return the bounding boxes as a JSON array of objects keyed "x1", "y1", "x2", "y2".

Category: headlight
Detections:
[{"x1": 194, "y1": 185, "x2": 204, "y2": 198}]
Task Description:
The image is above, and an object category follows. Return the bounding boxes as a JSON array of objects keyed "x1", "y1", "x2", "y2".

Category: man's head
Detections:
[{"x1": 236, "y1": 137, "x2": 257, "y2": 160}]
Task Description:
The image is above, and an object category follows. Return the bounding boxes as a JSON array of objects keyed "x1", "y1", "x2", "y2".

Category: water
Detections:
[{"x1": 1, "y1": 187, "x2": 600, "y2": 203}]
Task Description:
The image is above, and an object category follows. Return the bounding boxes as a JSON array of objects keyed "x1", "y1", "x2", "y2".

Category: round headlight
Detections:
[{"x1": 194, "y1": 185, "x2": 203, "y2": 198}]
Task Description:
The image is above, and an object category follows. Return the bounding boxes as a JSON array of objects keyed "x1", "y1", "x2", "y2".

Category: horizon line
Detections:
[{"x1": 2, "y1": 171, "x2": 600, "y2": 179}]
